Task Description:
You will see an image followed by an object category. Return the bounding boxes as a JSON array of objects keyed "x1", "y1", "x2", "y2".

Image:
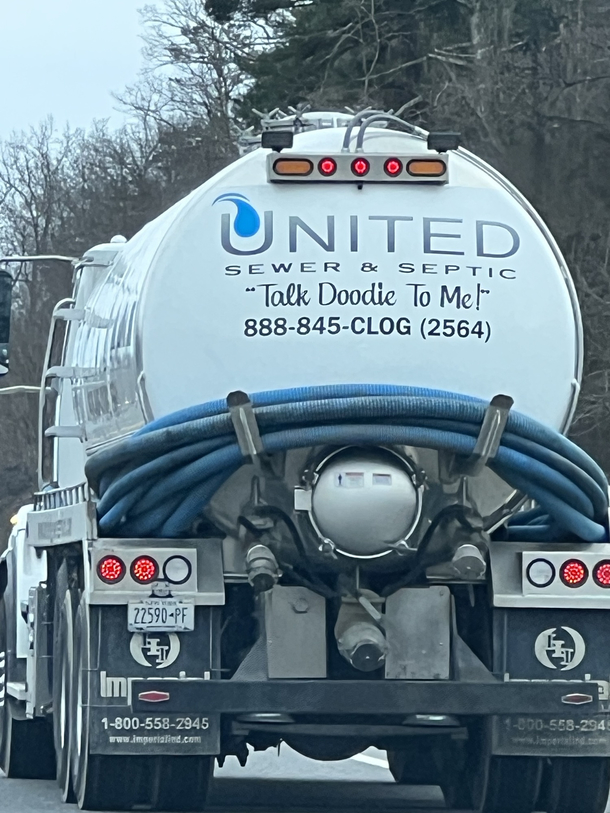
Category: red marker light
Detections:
[
  {"x1": 138, "y1": 690, "x2": 170, "y2": 703},
  {"x1": 351, "y1": 158, "x2": 370, "y2": 177},
  {"x1": 98, "y1": 555, "x2": 125, "y2": 584},
  {"x1": 562, "y1": 693, "x2": 594, "y2": 705},
  {"x1": 319, "y1": 157, "x2": 337, "y2": 176},
  {"x1": 131, "y1": 555, "x2": 159, "y2": 584},
  {"x1": 593, "y1": 560, "x2": 610, "y2": 588},
  {"x1": 384, "y1": 158, "x2": 403, "y2": 177},
  {"x1": 560, "y1": 559, "x2": 588, "y2": 588}
]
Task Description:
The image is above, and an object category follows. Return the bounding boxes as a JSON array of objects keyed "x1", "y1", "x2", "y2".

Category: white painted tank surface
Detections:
[{"x1": 70, "y1": 126, "x2": 582, "y2": 448}]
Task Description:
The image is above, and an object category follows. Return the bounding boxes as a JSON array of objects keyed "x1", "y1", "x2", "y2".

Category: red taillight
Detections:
[
  {"x1": 98, "y1": 555, "x2": 125, "y2": 584},
  {"x1": 131, "y1": 555, "x2": 159, "y2": 584},
  {"x1": 351, "y1": 158, "x2": 370, "y2": 177},
  {"x1": 319, "y1": 157, "x2": 337, "y2": 176},
  {"x1": 138, "y1": 690, "x2": 170, "y2": 703},
  {"x1": 560, "y1": 559, "x2": 588, "y2": 588},
  {"x1": 593, "y1": 560, "x2": 610, "y2": 588},
  {"x1": 384, "y1": 158, "x2": 403, "y2": 177}
]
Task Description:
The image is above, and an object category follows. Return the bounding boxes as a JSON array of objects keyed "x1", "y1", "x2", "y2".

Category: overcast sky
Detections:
[{"x1": 0, "y1": 0, "x2": 145, "y2": 137}]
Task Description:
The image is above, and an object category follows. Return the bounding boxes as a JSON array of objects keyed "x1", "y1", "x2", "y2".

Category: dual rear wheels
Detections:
[
  {"x1": 388, "y1": 730, "x2": 610, "y2": 813},
  {"x1": 388, "y1": 728, "x2": 543, "y2": 813}
]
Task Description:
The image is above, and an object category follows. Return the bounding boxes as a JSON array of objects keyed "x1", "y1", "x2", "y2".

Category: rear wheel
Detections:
[
  {"x1": 545, "y1": 757, "x2": 610, "y2": 813},
  {"x1": 441, "y1": 722, "x2": 542, "y2": 813},
  {"x1": 0, "y1": 596, "x2": 55, "y2": 779},
  {"x1": 71, "y1": 597, "x2": 140, "y2": 810},
  {"x1": 479, "y1": 756, "x2": 543, "y2": 813},
  {"x1": 150, "y1": 755, "x2": 214, "y2": 812},
  {"x1": 387, "y1": 738, "x2": 442, "y2": 785},
  {"x1": 52, "y1": 561, "x2": 76, "y2": 801}
]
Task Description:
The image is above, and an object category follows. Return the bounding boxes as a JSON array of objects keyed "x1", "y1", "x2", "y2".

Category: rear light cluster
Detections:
[
  {"x1": 268, "y1": 153, "x2": 448, "y2": 184},
  {"x1": 526, "y1": 557, "x2": 610, "y2": 590},
  {"x1": 97, "y1": 554, "x2": 192, "y2": 586}
]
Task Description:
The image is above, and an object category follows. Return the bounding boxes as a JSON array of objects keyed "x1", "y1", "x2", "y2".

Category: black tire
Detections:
[
  {"x1": 0, "y1": 596, "x2": 55, "y2": 779},
  {"x1": 387, "y1": 739, "x2": 443, "y2": 785},
  {"x1": 71, "y1": 597, "x2": 141, "y2": 811},
  {"x1": 150, "y1": 755, "x2": 214, "y2": 812},
  {"x1": 52, "y1": 560, "x2": 76, "y2": 801},
  {"x1": 545, "y1": 757, "x2": 610, "y2": 813},
  {"x1": 441, "y1": 722, "x2": 542, "y2": 813},
  {"x1": 481, "y1": 756, "x2": 543, "y2": 813}
]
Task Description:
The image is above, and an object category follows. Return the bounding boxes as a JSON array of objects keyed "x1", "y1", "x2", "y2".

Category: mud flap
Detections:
[
  {"x1": 85, "y1": 604, "x2": 221, "y2": 756},
  {"x1": 492, "y1": 608, "x2": 610, "y2": 757},
  {"x1": 492, "y1": 715, "x2": 610, "y2": 757}
]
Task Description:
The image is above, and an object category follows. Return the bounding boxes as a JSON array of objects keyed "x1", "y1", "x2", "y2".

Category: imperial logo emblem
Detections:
[
  {"x1": 534, "y1": 627, "x2": 586, "y2": 671},
  {"x1": 130, "y1": 632, "x2": 180, "y2": 669}
]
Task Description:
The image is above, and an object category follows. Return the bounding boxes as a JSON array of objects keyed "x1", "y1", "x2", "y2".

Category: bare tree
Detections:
[{"x1": 119, "y1": 0, "x2": 274, "y2": 140}]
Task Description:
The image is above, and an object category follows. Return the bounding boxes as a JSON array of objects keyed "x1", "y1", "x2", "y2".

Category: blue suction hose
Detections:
[{"x1": 85, "y1": 384, "x2": 608, "y2": 542}]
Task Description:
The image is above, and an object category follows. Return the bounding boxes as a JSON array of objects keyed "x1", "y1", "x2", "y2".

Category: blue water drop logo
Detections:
[{"x1": 213, "y1": 193, "x2": 261, "y2": 238}]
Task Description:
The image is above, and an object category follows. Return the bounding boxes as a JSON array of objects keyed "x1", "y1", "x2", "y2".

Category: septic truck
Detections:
[{"x1": 1, "y1": 109, "x2": 610, "y2": 813}]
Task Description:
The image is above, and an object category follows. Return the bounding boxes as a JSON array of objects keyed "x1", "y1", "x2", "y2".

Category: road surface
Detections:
[
  {"x1": 0, "y1": 747, "x2": 451, "y2": 812},
  {"x1": 6, "y1": 745, "x2": 610, "y2": 813}
]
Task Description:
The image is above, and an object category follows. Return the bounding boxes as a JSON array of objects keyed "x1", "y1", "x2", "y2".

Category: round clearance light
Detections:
[
  {"x1": 131, "y1": 555, "x2": 159, "y2": 584},
  {"x1": 351, "y1": 158, "x2": 370, "y2": 177},
  {"x1": 318, "y1": 157, "x2": 338, "y2": 177},
  {"x1": 97, "y1": 555, "x2": 125, "y2": 584},
  {"x1": 593, "y1": 560, "x2": 610, "y2": 588},
  {"x1": 163, "y1": 555, "x2": 192, "y2": 585},
  {"x1": 526, "y1": 558, "x2": 555, "y2": 588},
  {"x1": 384, "y1": 158, "x2": 403, "y2": 177},
  {"x1": 560, "y1": 559, "x2": 588, "y2": 588}
]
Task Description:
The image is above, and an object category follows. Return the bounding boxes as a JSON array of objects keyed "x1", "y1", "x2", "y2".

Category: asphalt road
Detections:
[
  {"x1": 5, "y1": 746, "x2": 610, "y2": 813},
  {"x1": 0, "y1": 747, "x2": 450, "y2": 813}
]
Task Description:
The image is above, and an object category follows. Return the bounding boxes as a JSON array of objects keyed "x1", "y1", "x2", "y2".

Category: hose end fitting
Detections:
[
  {"x1": 246, "y1": 544, "x2": 280, "y2": 593},
  {"x1": 451, "y1": 543, "x2": 487, "y2": 579}
]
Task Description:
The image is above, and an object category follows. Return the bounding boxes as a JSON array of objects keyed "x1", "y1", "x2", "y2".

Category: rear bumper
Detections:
[{"x1": 131, "y1": 678, "x2": 606, "y2": 717}]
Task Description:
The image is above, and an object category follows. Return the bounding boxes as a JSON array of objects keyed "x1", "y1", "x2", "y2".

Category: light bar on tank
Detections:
[{"x1": 267, "y1": 153, "x2": 449, "y2": 184}]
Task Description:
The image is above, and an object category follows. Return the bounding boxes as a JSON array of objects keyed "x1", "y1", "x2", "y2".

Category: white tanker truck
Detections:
[{"x1": 1, "y1": 110, "x2": 610, "y2": 813}]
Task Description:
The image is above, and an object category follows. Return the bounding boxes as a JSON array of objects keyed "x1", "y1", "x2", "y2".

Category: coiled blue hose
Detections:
[{"x1": 85, "y1": 385, "x2": 609, "y2": 542}]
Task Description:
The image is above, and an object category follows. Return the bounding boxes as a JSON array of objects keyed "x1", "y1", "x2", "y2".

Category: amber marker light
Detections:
[
  {"x1": 407, "y1": 159, "x2": 447, "y2": 177},
  {"x1": 273, "y1": 158, "x2": 314, "y2": 176}
]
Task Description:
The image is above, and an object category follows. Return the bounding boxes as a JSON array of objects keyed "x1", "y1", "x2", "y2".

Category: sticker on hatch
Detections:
[
  {"x1": 130, "y1": 632, "x2": 181, "y2": 669},
  {"x1": 534, "y1": 627, "x2": 586, "y2": 671}
]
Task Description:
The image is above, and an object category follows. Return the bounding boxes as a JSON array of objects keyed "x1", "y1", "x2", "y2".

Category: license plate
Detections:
[{"x1": 128, "y1": 599, "x2": 195, "y2": 632}]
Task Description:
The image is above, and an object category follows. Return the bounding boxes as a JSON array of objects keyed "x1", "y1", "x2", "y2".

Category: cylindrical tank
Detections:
[{"x1": 70, "y1": 125, "x2": 581, "y2": 455}]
